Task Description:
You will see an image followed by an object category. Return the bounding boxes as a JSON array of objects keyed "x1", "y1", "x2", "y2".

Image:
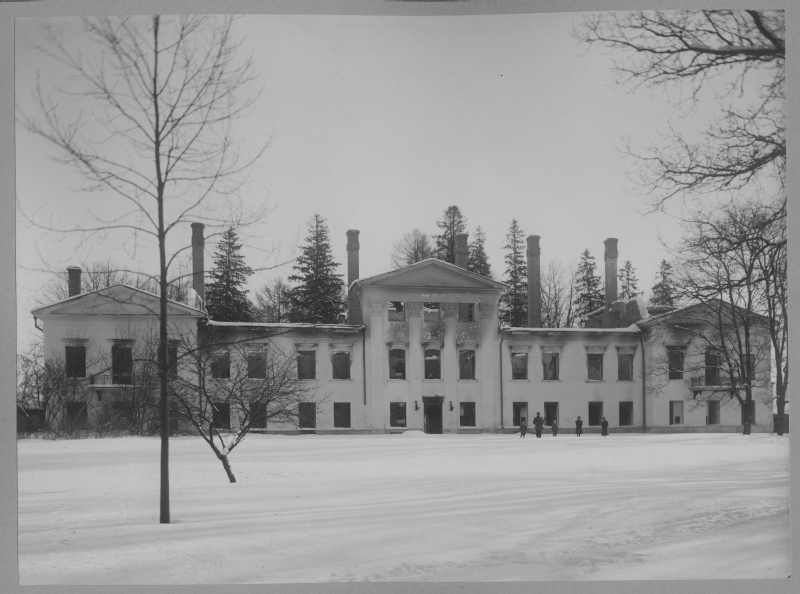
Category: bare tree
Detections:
[
  {"x1": 575, "y1": 10, "x2": 785, "y2": 210},
  {"x1": 390, "y1": 228, "x2": 433, "y2": 269},
  {"x1": 540, "y1": 260, "x2": 575, "y2": 329},
  {"x1": 253, "y1": 277, "x2": 292, "y2": 323},
  {"x1": 18, "y1": 15, "x2": 268, "y2": 522},
  {"x1": 169, "y1": 329, "x2": 317, "y2": 483}
]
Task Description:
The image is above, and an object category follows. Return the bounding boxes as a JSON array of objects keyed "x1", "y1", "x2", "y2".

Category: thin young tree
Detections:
[
  {"x1": 540, "y1": 260, "x2": 575, "y2": 329},
  {"x1": 498, "y1": 219, "x2": 527, "y2": 327},
  {"x1": 433, "y1": 206, "x2": 468, "y2": 264},
  {"x1": 572, "y1": 250, "x2": 604, "y2": 327},
  {"x1": 468, "y1": 226, "x2": 492, "y2": 278},
  {"x1": 253, "y1": 278, "x2": 292, "y2": 323},
  {"x1": 651, "y1": 260, "x2": 677, "y2": 307},
  {"x1": 205, "y1": 227, "x2": 254, "y2": 322},
  {"x1": 18, "y1": 16, "x2": 267, "y2": 523},
  {"x1": 288, "y1": 214, "x2": 346, "y2": 324},
  {"x1": 618, "y1": 260, "x2": 640, "y2": 299},
  {"x1": 390, "y1": 228, "x2": 433, "y2": 269}
]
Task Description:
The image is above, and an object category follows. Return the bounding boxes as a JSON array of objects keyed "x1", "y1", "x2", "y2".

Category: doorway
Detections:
[
  {"x1": 544, "y1": 402, "x2": 559, "y2": 426},
  {"x1": 424, "y1": 402, "x2": 442, "y2": 434}
]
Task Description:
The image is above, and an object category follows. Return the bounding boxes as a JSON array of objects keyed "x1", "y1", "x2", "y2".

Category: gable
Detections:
[
  {"x1": 639, "y1": 300, "x2": 768, "y2": 328},
  {"x1": 355, "y1": 259, "x2": 506, "y2": 291},
  {"x1": 32, "y1": 285, "x2": 204, "y2": 318}
]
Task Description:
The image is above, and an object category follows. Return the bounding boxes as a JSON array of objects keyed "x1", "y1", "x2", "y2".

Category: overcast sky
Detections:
[{"x1": 16, "y1": 11, "x2": 738, "y2": 351}]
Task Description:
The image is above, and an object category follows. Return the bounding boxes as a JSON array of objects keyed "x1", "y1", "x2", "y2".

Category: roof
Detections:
[
  {"x1": 502, "y1": 325, "x2": 641, "y2": 334},
  {"x1": 31, "y1": 284, "x2": 205, "y2": 317},
  {"x1": 206, "y1": 321, "x2": 363, "y2": 332},
  {"x1": 351, "y1": 258, "x2": 507, "y2": 292},
  {"x1": 636, "y1": 299, "x2": 769, "y2": 328}
]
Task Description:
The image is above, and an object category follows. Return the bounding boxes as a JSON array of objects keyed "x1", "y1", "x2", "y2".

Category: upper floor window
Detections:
[
  {"x1": 168, "y1": 342, "x2": 179, "y2": 378},
  {"x1": 331, "y1": 351, "x2": 351, "y2": 380},
  {"x1": 668, "y1": 346, "x2": 685, "y2": 380},
  {"x1": 705, "y1": 350, "x2": 721, "y2": 385},
  {"x1": 211, "y1": 350, "x2": 230, "y2": 379},
  {"x1": 388, "y1": 301, "x2": 405, "y2": 321},
  {"x1": 617, "y1": 349, "x2": 634, "y2": 382},
  {"x1": 511, "y1": 352, "x2": 528, "y2": 380},
  {"x1": 423, "y1": 303, "x2": 440, "y2": 322},
  {"x1": 111, "y1": 343, "x2": 133, "y2": 384},
  {"x1": 248, "y1": 351, "x2": 267, "y2": 379},
  {"x1": 389, "y1": 349, "x2": 406, "y2": 380},
  {"x1": 297, "y1": 350, "x2": 316, "y2": 380},
  {"x1": 457, "y1": 303, "x2": 475, "y2": 323},
  {"x1": 587, "y1": 351, "x2": 604, "y2": 381},
  {"x1": 424, "y1": 349, "x2": 441, "y2": 380},
  {"x1": 65, "y1": 345, "x2": 86, "y2": 378},
  {"x1": 459, "y1": 349, "x2": 476, "y2": 380},
  {"x1": 542, "y1": 349, "x2": 560, "y2": 381}
]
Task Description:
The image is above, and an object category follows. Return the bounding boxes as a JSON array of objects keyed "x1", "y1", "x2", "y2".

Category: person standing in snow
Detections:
[
  {"x1": 533, "y1": 412, "x2": 544, "y2": 438},
  {"x1": 551, "y1": 419, "x2": 558, "y2": 437},
  {"x1": 575, "y1": 416, "x2": 583, "y2": 437},
  {"x1": 519, "y1": 418, "x2": 527, "y2": 438},
  {"x1": 601, "y1": 417, "x2": 609, "y2": 437}
]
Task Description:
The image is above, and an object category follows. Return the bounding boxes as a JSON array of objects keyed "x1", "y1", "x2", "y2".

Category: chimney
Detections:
[
  {"x1": 604, "y1": 238, "x2": 618, "y2": 323},
  {"x1": 526, "y1": 235, "x2": 541, "y2": 327},
  {"x1": 67, "y1": 266, "x2": 82, "y2": 297},
  {"x1": 191, "y1": 223, "x2": 205, "y2": 308},
  {"x1": 346, "y1": 229, "x2": 360, "y2": 286},
  {"x1": 455, "y1": 232, "x2": 469, "y2": 269}
]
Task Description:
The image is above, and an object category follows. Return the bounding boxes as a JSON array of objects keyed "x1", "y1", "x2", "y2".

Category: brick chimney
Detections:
[
  {"x1": 527, "y1": 235, "x2": 541, "y2": 327},
  {"x1": 346, "y1": 230, "x2": 362, "y2": 325},
  {"x1": 191, "y1": 223, "x2": 205, "y2": 308},
  {"x1": 455, "y1": 232, "x2": 469, "y2": 269},
  {"x1": 604, "y1": 238, "x2": 618, "y2": 327},
  {"x1": 67, "y1": 266, "x2": 81, "y2": 297}
]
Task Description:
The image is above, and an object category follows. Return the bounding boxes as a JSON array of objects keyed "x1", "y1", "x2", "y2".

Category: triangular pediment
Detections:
[
  {"x1": 355, "y1": 259, "x2": 506, "y2": 291},
  {"x1": 32, "y1": 284, "x2": 205, "y2": 318}
]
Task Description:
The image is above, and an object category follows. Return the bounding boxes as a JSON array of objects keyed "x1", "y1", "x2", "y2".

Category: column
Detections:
[
  {"x1": 407, "y1": 302, "x2": 423, "y2": 425},
  {"x1": 367, "y1": 300, "x2": 386, "y2": 433},
  {"x1": 479, "y1": 300, "x2": 498, "y2": 431},
  {"x1": 441, "y1": 302, "x2": 458, "y2": 430}
]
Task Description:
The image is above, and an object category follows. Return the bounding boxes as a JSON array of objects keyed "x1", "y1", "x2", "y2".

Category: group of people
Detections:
[{"x1": 519, "y1": 414, "x2": 609, "y2": 438}]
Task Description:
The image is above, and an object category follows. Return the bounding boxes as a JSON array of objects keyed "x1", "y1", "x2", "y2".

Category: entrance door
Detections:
[
  {"x1": 424, "y1": 403, "x2": 443, "y2": 434},
  {"x1": 544, "y1": 402, "x2": 559, "y2": 426}
]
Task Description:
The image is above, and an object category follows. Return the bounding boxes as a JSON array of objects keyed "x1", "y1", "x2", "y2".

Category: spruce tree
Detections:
[
  {"x1": 205, "y1": 227, "x2": 254, "y2": 322},
  {"x1": 433, "y1": 205, "x2": 468, "y2": 264},
  {"x1": 468, "y1": 226, "x2": 492, "y2": 278},
  {"x1": 618, "y1": 260, "x2": 640, "y2": 299},
  {"x1": 651, "y1": 259, "x2": 677, "y2": 306},
  {"x1": 498, "y1": 219, "x2": 528, "y2": 327},
  {"x1": 572, "y1": 249, "x2": 604, "y2": 326},
  {"x1": 288, "y1": 214, "x2": 346, "y2": 324}
]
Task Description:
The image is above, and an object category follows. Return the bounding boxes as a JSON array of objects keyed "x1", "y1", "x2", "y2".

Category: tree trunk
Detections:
[
  {"x1": 218, "y1": 453, "x2": 237, "y2": 483},
  {"x1": 776, "y1": 395, "x2": 786, "y2": 436}
]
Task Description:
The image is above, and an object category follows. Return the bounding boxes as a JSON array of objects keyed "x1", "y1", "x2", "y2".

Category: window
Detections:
[
  {"x1": 669, "y1": 401, "x2": 683, "y2": 425},
  {"x1": 707, "y1": 400, "x2": 720, "y2": 425},
  {"x1": 388, "y1": 301, "x2": 405, "y2": 321},
  {"x1": 542, "y1": 351, "x2": 560, "y2": 381},
  {"x1": 423, "y1": 302, "x2": 440, "y2": 322},
  {"x1": 618, "y1": 352, "x2": 634, "y2": 382},
  {"x1": 424, "y1": 349, "x2": 441, "y2": 380},
  {"x1": 211, "y1": 402, "x2": 230, "y2": 430},
  {"x1": 544, "y1": 402, "x2": 559, "y2": 426},
  {"x1": 299, "y1": 402, "x2": 316, "y2": 428},
  {"x1": 211, "y1": 350, "x2": 230, "y2": 379},
  {"x1": 390, "y1": 402, "x2": 406, "y2": 427},
  {"x1": 588, "y1": 402, "x2": 603, "y2": 426},
  {"x1": 389, "y1": 349, "x2": 406, "y2": 380},
  {"x1": 248, "y1": 351, "x2": 266, "y2": 379},
  {"x1": 250, "y1": 402, "x2": 267, "y2": 428},
  {"x1": 459, "y1": 350, "x2": 476, "y2": 380},
  {"x1": 333, "y1": 403, "x2": 351, "y2": 428},
  {"x1": 168, "y1": 343, "x2": 178, "y2": 378},
  {"x1": 668, "y1": 347, "x2": 685, "y2": 380},
  {"x1": 741, "y1": 400, "x2": 755, "y2": 425},
  {"x1": 65, "y1": 346, "x2": 86, "y2": 378},
  {"x1": 460, "y1": 402, "x2": 476, "y2": 427},
  {"x1": 705, "y1": 351, "x2": 720, "y2": 386},
  {"x1": 331, "y1": 351, "x2": 351, "y2": 380},
  {"x1": 619, "y1": 402, "x2": 633, "y2": 426},
  {"x1": 512, "y1": 402, "x2": 528, "y2": 426},
  {"x1": 111, "y1": 344, "x2": 133, "y2": 385},
  {"x1": 587, "y1": 353, "x2": 604, "y2": 381},
  {"x1": 297, "y1": 351, "x2": 316, "y2": 380},
  {"x1": 742, "y1": 354, "x2": 754, "y2": 380},
  {"x1": 457, "y1": 303, "x2": 474, "y2": 322},
  {"x1": 66, "y1": 402, "x2": 88, "y2": 431},
  {"x1": 511, "y1": 353, "x2": 528, "y2": 380},
  {"x1": 112, "y1": 401, "x2": 134, "y2": 430}
]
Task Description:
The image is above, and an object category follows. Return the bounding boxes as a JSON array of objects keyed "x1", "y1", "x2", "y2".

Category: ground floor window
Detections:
[
  {"x1": 460, "y1": 402, "x2": 476, "y2": 427},
  {"x1": 588, "y1": 402, "x2": 603, "y2": 426},
  {"x1": 112, "y1": 401, "x2": 133, "y2": 430},
  {"x1": 333, "y1": 403, "x2": 351, "y2": 428},
  {"x1": 390, "y1": 402, "x2": 406, "y2": 427},
  {"x1": 619, "y1": 402, "x2": 633, "y2": 426},
  {"x1": 512, "y1": 402, "x2": 528, "y2": 426},
  {"x1": 707, "y1": 400, "x2": 720, "y2": 425},
  {"x1": 741, "y1": 400, "x2": 755, "y2": 425},
  {"x1": 250, "y1": 401, "x2": 267, "y2": 428},
  {"x1": 669, "y1": 401, "x2": 683, "y2": 425},
  {"x1": 66, "y1": 401, "x2": 88, "y2": 430},
  {"x1": 212, "y1": 402, "x2": 231, "y2": 430},
  {"x1": 544, "y1": 402, "x2": 558, "y2": 426}
]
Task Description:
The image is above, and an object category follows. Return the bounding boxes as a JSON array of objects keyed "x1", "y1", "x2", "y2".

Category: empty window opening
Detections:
[
  {"x1": 168, "y1": 342, "x2": 179, "y2": 378},
  {"x1": 297, "y1": 350, "x2": 316, "y2": 380},
  {"x1": 333, "y1": 403, "x2": 351, "y2": 428},
  {"x1": 111, "y1": 344, "x2": 133, "y2": 385},
  {"x1": 112, "y1": 401, "x2": 133, "y2": 430},
  {"x1": 65, "y1": 346, "x2": 86, "y2": 378},
  {"x1": 587, "y1": 353, "x2": 603, "y2": 381},
  {"x1": 705, "y1": 351, "x2": 721, "y2": 386},
  {"x1": 669, "y1": 400, "x2": 684, "y2": 425},
  {"x1": 211, "y1": 350, "x2": 230, "y2": 379},
  {"x1": 512, "y1": 402, "x2": 528, "y2": 427},
  {"x1": 459, "y1": 350, "x2": 476, "y2": 380},
  {"x1": 423, "y1": 302, "x2": 440, "y2": 322},
  {"x1": 460, "y1": 402, "x2": 476, "y2": 427},
  {"x1": 511, "y1": 353, "x2": 528, "y2": 380},
  {"x1": 588, "y1": 402, "x2": 603, "y2": 426},
  {"x1": 542, "y1": 352, "x2": 559, "y2": 381},
  {"x1": 619, "y1": 402, "x2": 633, "y2": 426},
  {"x1": 544, "y1": 402, "x2": 559, "y2": 426},
  {"x1": 390, "y1": 402, "x2": 406, "y2": 427},
  {"x1": 248, "y1": 352, "x2": 267, "y2": 379},
  {"x1": 389, "y1": 349, "x2": 406, "y2": 380},
  {"x1": 424, "y1": 349, "x2": 441, "y2": 380},
  {"x1": 298, "y1": 402, "x2": 316, "y2": 428},
  {"x1": 618, "y1": 353, "x2": 634, "y2": 382},
  {"x1": 457, "y1": 303, "x2": 475, "y2": 322},
  {"x1": 741, "y1": 400, "x2": 755, "y2": 425},
  {"x1": 707, "y1": 400, "x2": 720, "y2": 425},
  {"x1": 250, "y1": 402, "x2": 267, "y2": 428},
  {"x1": 211, "y1": 402, "x2": 231, "y2": 430},
  {"x1": 668, "y1": 347, "x2": 685, "y2": 380},
  {"x1": 331, "y1": 351, "x2": 351, "y2": 380},
  {"x1": 66, "y1": 401, "x2": 88, "y2": 431},
  {"x1": 388, "y1": 301, "x2": 405, "y2": 321}
]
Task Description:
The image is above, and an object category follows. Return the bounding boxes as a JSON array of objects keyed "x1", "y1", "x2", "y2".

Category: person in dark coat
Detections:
[
  {"x1": 551, "y1": 419, "x2": 558, "y2": 437},
  {"x1": 601, "y1": 417, "x2": 609, "y2": 437},
  {"x1": 575, "y1": 416, "x2": 583, "y2": 437},
  {"x1": 519, "y1": 418, "x2": 527, "y2": 438},
  {"x1": 533, "y1": 412, "x2": 544, "y2": 438}
]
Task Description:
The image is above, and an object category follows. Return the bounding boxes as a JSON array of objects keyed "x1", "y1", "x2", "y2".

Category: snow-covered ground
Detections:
[{"x1": 18, "y1": 432, "x2": 789, "y2": 583}]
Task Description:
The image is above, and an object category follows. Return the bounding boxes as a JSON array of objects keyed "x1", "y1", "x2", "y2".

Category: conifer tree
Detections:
[
  {"x1": 618, "y1": 260, "x2": 640, "y2": 299},
  {"x1": 651, "y1": 259, "x2": 677, "y2": 306},
  {"x1": 288, "y1": 214, "x2": 346, "y2": 323},
  {"x1": 498, "y1": 219, "x2": 528, "y2": 327},
  {"x1": 205, "y1": 227, "x2": 254, "y2": 322},
  {"x1": 433, "y1": 205, "x2": 468, "y2": 264},
  {"x1": 468, "y1": 226, "x2": 492, "y2": 278},
  {"x1": 572, "y1": 249, "x2": 604, "y2": 326}
]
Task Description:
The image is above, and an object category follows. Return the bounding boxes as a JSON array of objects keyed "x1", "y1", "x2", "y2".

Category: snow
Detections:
[{"x1": 17, "y1": 432, "x2": 789, "y2": 584}]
